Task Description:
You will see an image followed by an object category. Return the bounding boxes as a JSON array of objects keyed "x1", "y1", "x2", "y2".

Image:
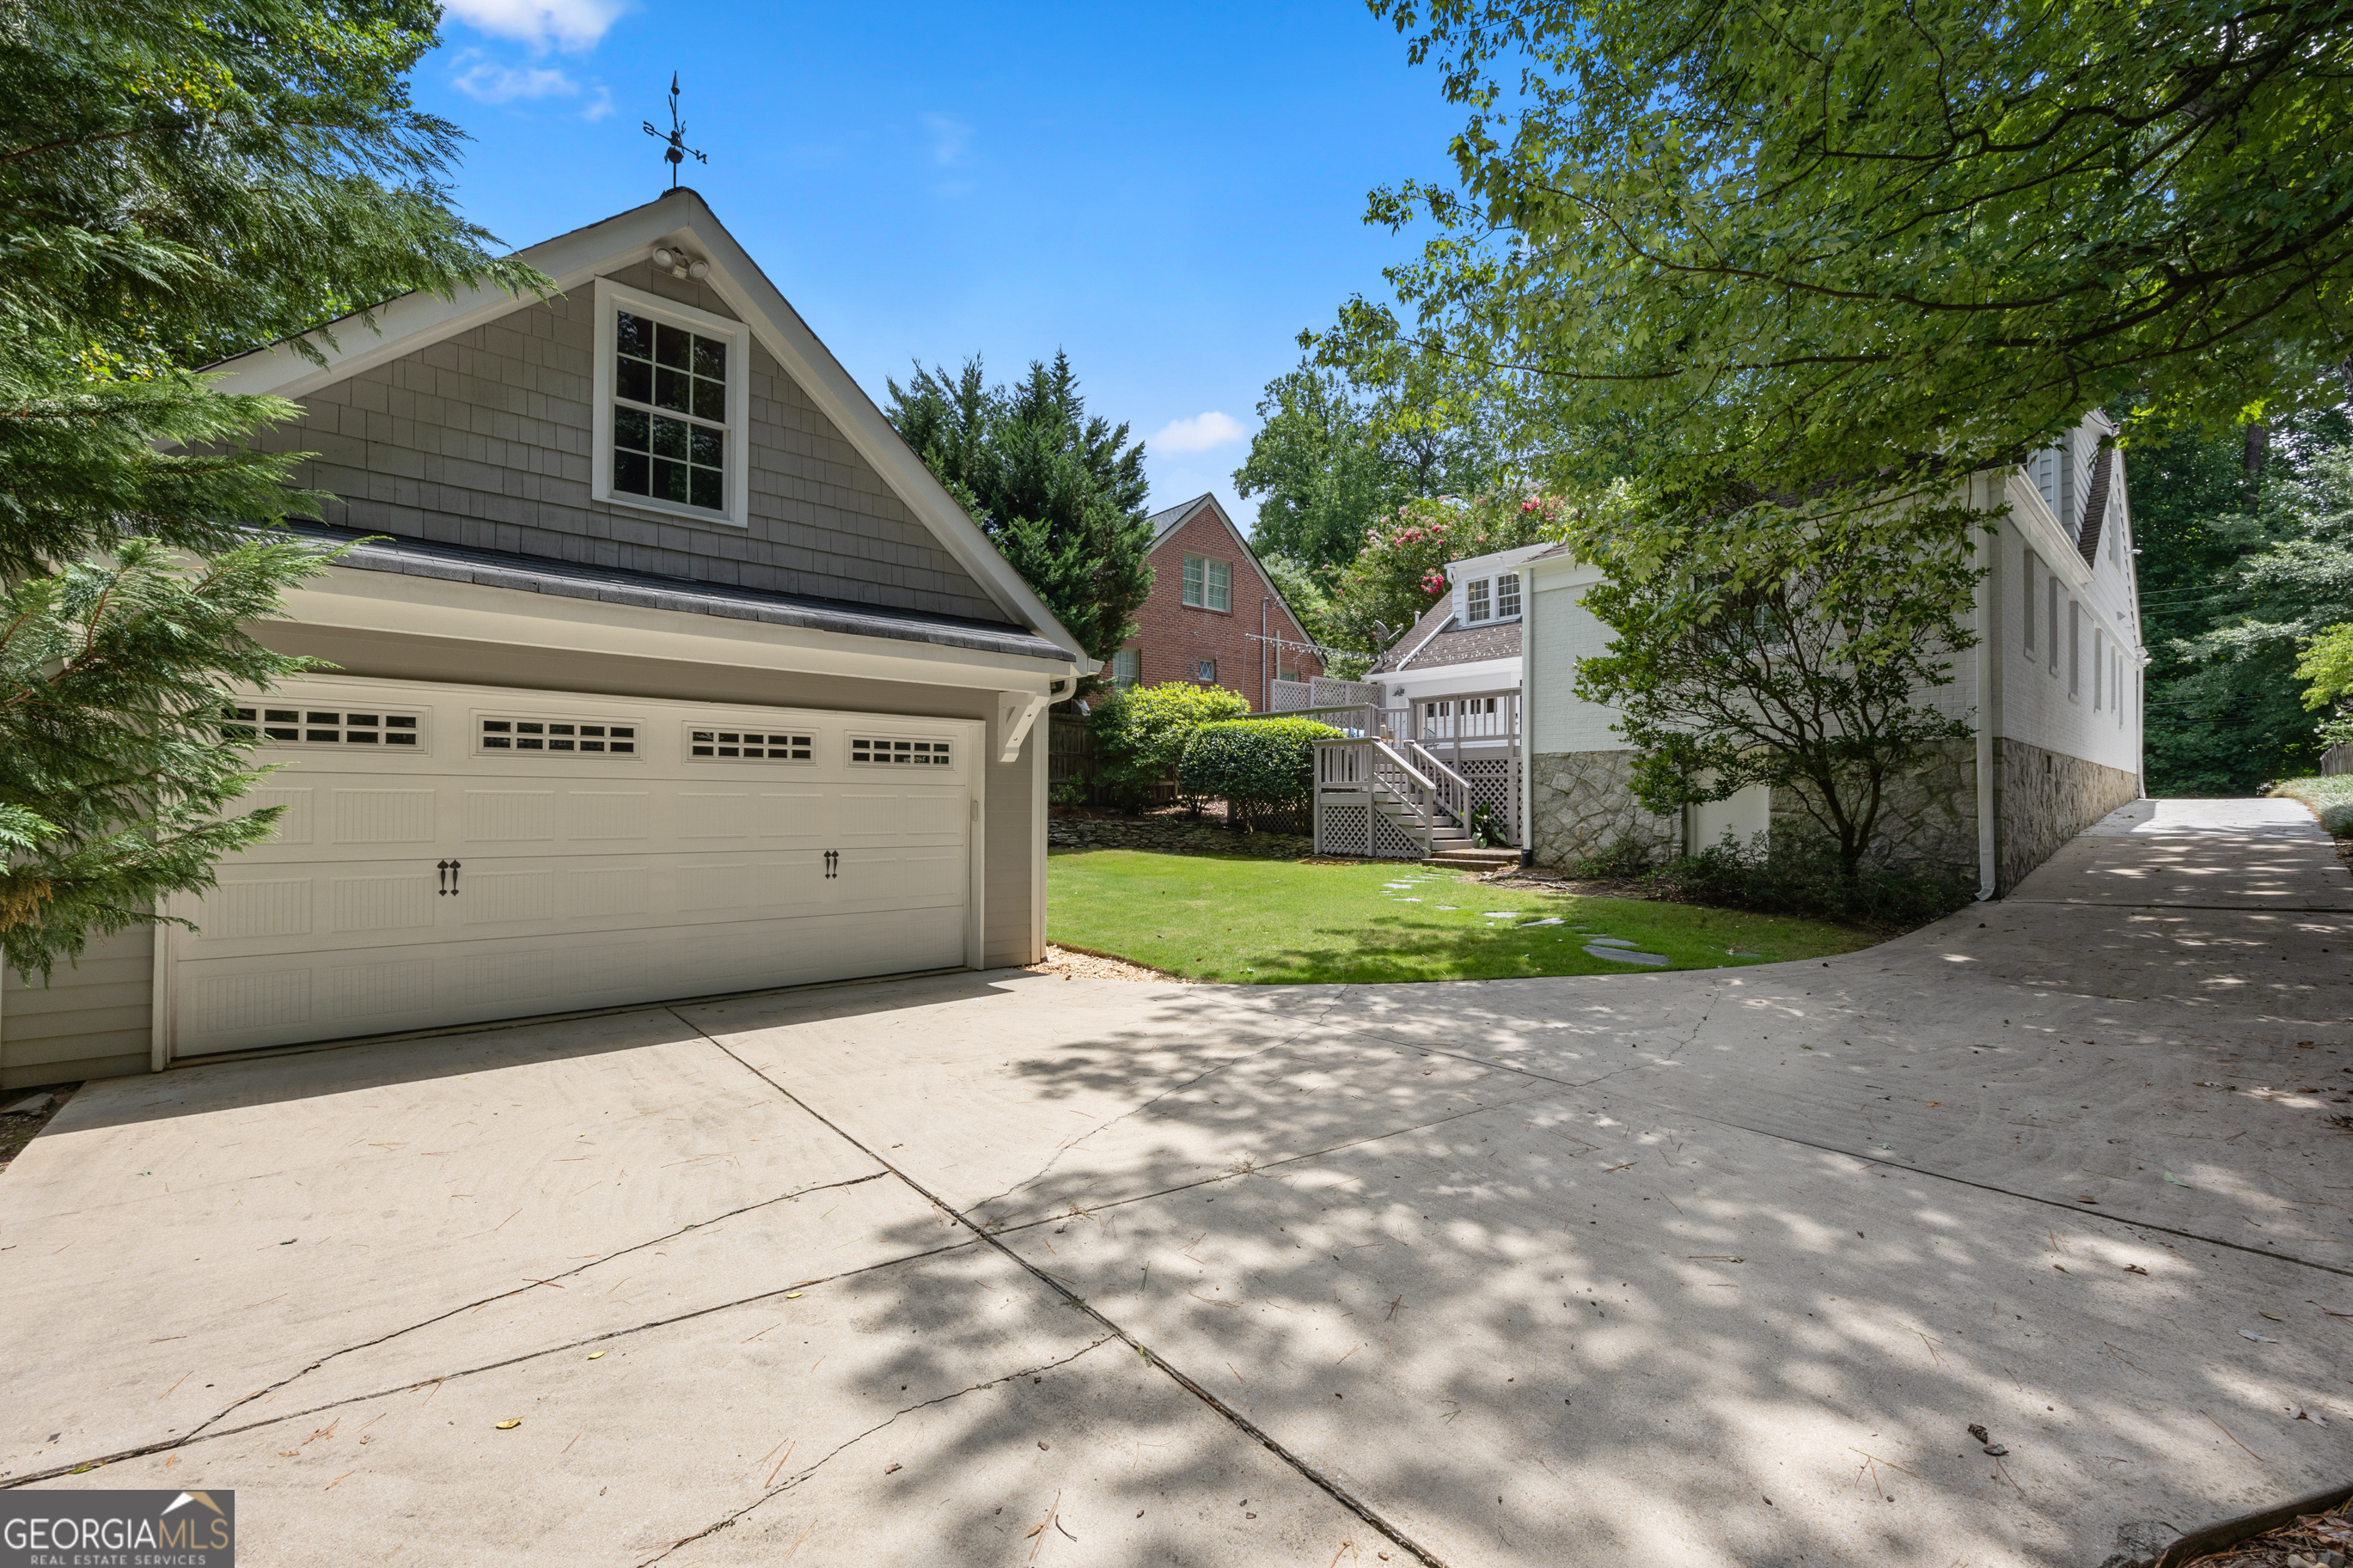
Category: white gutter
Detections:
[{"x1": 1974, "y1": 471, "x2": 2001, "y2": 900}]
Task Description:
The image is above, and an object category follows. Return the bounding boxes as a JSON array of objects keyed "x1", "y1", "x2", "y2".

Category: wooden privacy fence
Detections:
[{"x1": 1048, "y1": 716, "x2": 1095, "y2": 792}]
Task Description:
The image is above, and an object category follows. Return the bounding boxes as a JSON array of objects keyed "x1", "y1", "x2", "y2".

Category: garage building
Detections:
[{"x1": 0, "y1": 189, "x2": 1085, "y2": 1086}]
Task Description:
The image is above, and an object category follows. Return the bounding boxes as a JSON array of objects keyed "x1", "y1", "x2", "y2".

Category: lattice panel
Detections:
[
  {"x1": 1370, "y1": 808, "x2": 1425, "y2": 861},
  {"x1": 1317, "y1": 802, "x2": 1371, "y2": 857},
  {"x1": 1461, "y1": 758, "x2": 1519, "y2": 840}
]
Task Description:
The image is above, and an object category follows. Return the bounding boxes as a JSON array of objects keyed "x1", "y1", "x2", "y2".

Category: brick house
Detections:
[{"x1": 1109, "y1": 493, "x2": 1321, "y2": 708}]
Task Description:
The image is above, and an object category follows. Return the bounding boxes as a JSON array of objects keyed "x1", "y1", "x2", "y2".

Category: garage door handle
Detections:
[
  {"x1": 823, "y1": 850, "x2": 839, "y2": 880},
  {"x1": 437, "y1": 858, "x2": 462, "y2": 895}
]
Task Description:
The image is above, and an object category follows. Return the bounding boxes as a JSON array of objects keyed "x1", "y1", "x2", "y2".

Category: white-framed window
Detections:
[
  {"x1": 591, "y1": 278, "x2": 751, "y2": 527},
  {"x1": 1495, "y1": 572, "x2": 1520, "y2": 619},
  {"x1": 1182, "y1": 554, "x2": 1231, "y2": 612},
  {"x1": 1195, "y1": 658, "x2": 1217, "y2": 683},
  {"x1": 1109, "y1": 649, "x2": 1141, "y2": 688},
  {"x1": 2022, "y1": 549, "x2": 2038, "y2": 653},
  {"x1": 2093, "y1": 630, "x2": 2104, "y2": 710},
  {"x1": 2048, "y1": 578, "x2": 2061, "y2": 676},
  {"x1": 2068, "y1": 601, "x2": 2081, "y2": 698},
  {"x1": 1465, "y1": 577, "x2": 1492, "y2": 622}
]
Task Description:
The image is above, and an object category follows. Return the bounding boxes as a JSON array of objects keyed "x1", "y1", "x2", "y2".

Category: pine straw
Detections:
[{"x1": 1022, "y1": 943, "x2": 1191, "y2": 985}]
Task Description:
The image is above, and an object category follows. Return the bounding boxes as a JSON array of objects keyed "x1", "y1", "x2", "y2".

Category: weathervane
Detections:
[{"x1": 642, "y1": 73, "x2": 707, "y2": 191}]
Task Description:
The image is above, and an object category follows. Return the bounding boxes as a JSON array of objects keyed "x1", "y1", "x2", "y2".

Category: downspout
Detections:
[
  {"x1": 1260, "y1": 597, "x2": 1269, "y2": 711},
  {"x1": 1974, "y1": 472, "x2": 2001, "y2": 901},
  {"x1": 1519, "y1": 565, "x2": 1537, "y2": 863}
]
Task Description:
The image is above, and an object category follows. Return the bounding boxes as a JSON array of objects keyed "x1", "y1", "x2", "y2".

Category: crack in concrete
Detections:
[
  {"x1": 679, "y1": 1005, "x2": 1454, "y2": 1568},
  {"x1": 0, "y1": 1171, "x2": 925, "y2": 1487},
  {"x1": 959, "y1": 989, "x2": 1355, "y2": 1219},
  {"x1": 171, "y1": 1168, "x2": 895, "y2": 1446},
  {"x1": 637, "y1": 1338, "x2": 1116, "y2": 1565}
]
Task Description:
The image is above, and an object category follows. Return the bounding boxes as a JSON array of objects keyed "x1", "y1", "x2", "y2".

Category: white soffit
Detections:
[{"x1": 204, "y1": 191, "x2": 1090, "y2": 667}]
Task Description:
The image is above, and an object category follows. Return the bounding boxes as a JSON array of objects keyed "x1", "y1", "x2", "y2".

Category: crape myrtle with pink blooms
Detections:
[{"x1": 1327, "y1": 492, "x2": 1576, "y2": 656}]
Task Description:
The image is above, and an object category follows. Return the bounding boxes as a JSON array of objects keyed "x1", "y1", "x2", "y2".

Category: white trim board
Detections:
[{"x1": 203, "y1": 189, "x2": 1091, "y2": 668}]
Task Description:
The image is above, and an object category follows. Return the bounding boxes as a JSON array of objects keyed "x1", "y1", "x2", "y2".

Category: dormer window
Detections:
[
  {"x1": 592, "y1": 278, "x2": 750, "y2": 526},
  {"x1": 1495, "y1": 572, "x2": 1520, "y2": 619},
  {"x1": 1465, "y1": 578, "x2": 1491, "y2": 622}
]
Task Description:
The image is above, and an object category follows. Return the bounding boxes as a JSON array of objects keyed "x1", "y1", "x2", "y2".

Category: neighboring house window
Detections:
[
  {"x1": 1109, "y1": 649, "x2": 1140, "y2": 689},
  {"x1": 2022, "y1": 550, "x2": 2038, "y2": 653},
  {"x1": 1182, "y1": 555, "x2": 1232, "y2": 612},
  {"x1": 1278, "y1": 664, "x2": 1300, "y2": 683},
  {"x1": 1466, "y1": 578, "x2": 1492, "y2": 623},
  {"x1": 593, "y1": 279, "x2": 749, "y2": 525},
  {"x1": 1195, "y1": 658, "x2": 1217, "y2": 683},
  {"x1": 1496, "y1": 572, "x2": 1521, "y2": 619},
  {"x1": 2093, "y1": 630, "x2": 2104, "y2": 710}
]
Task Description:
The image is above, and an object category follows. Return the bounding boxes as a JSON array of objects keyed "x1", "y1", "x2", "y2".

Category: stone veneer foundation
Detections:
[
  {"x1": 1531, "y1": 739, "x2": 2136, "y2": 894},
  {"x1": 1995, "y1": 737, "x2": 2140, "y2": 894},
  {"x1": 1530, "y1": 750, "x2": 1680, "y2": 867}
]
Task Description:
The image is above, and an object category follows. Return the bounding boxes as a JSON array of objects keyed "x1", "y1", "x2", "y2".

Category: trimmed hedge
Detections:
[
  {"x1": 2270, "y1": 774, "x2": 2353, "y2": 836},
  {"x1": 1179, "y1": 717, "x2": 1341, "y2": 833},
  {"x1": 1089, "y1": 682, "x2": 1249, "y2": 809}
]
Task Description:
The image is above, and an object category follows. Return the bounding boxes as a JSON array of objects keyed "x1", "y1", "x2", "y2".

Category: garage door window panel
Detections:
[{"x1": 479, "y1": 717, "x2": 638, "y2": 754}]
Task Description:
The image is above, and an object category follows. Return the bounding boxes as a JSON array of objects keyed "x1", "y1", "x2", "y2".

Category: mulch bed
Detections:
[
  {"x1": 2175, "y1": 1499, "x2": 2350, "y2": 1567},
  {"x1": 0, "y1": 1083, "x2": 77, "y2": 1174}
]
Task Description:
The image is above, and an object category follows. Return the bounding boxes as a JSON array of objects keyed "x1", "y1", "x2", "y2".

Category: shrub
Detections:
[
  {"x1": 2270, "y1": 774, "x2": 2353, "y2": 837},
  {"x1": 1090, "y1": 683, "x2": 1249, "y2": 810},
  {"x1": 1568, "y1": 833, "x2": 1659, "y2": 880},
  {"x1": 1179, "y1": 718, "x2": 1341, "y2": 833},
  {"x1": 1643, "y1": 830, "x2": 1976, "y2": 929}
]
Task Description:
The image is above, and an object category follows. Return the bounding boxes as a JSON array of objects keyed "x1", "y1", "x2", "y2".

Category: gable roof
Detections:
[
  {"x1": 1369, "y1": 594, "x2": 1524, "y2": 674},
  {"x1": 1143, "y1": 491, "x2": 1318, "y2": 643},
  {"x1": 203, "y1": 188, "x2": 1089, "y2": 667}
]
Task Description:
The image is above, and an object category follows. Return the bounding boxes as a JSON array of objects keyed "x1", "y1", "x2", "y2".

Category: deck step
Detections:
[{"x1": 1424, "y1": 847, "x2": 1522, "y2": 868}]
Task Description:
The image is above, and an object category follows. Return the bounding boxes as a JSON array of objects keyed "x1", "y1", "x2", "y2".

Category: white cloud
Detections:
[
  {"x1": 580, "y1": 84, "x2": 615, "y2": 122},
  {"x1": 451, "y1": 56, "x2": 583, "y2": 104},
  {"x1": 1150, "y1": 411, "x2": 1248, "y2": 453},
  {"x1": 443, "y1": 0, "x2": 626, "y2": 52},
  {"x1": 921, "y1": 113, "x2": 972, "y2": 166}
]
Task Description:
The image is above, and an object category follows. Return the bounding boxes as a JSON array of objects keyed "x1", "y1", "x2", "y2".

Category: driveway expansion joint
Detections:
[{"x1": 680, "y1": 1005, "x2": 1455, "y2": 1568}]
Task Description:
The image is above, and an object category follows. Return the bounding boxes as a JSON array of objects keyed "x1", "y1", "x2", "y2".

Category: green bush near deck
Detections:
[
  {"x1": 1178, "y1": 718, "x2": 1341, "y2": 833},
  {"x1": 1089, "y1": 682, "x2": 1249, "y2": 809}
]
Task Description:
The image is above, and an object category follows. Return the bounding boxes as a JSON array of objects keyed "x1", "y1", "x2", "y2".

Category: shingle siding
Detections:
[{"x1": 248, "y1": 260, "x2": 1007, "y2": 624}]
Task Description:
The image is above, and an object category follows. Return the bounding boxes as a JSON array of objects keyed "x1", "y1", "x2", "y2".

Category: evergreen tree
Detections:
[
  {"x1": 885, "y1": 353, "x2": 1154, "y2": 687},
  {"x1": 1, "y1": 0, "x2": 541, "y2": 976}
]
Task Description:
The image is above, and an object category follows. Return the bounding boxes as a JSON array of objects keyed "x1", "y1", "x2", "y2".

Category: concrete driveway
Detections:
[{"x1": 3, "y1": 799, "x2": 2349, "y2": 1565}]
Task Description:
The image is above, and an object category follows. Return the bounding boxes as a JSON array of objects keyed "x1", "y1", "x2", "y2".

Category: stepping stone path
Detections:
[{"x1": 1585, "y1": 943, "x2": 1670, "y2": 967}]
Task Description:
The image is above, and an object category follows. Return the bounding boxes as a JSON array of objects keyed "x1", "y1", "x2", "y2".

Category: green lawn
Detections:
[{"x1": 1046, "y1": 849, "x2": 1876, "y2": 984}]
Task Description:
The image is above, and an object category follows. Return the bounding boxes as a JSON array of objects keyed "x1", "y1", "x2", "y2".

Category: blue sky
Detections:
[{"x1": 413, "y1": 1, "x2": 1470, "y2": 529}]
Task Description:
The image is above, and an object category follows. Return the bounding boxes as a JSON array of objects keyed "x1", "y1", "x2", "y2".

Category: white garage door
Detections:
[{"x1": 163, "y1": 679, "x2": 979, "y2": 1058}]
